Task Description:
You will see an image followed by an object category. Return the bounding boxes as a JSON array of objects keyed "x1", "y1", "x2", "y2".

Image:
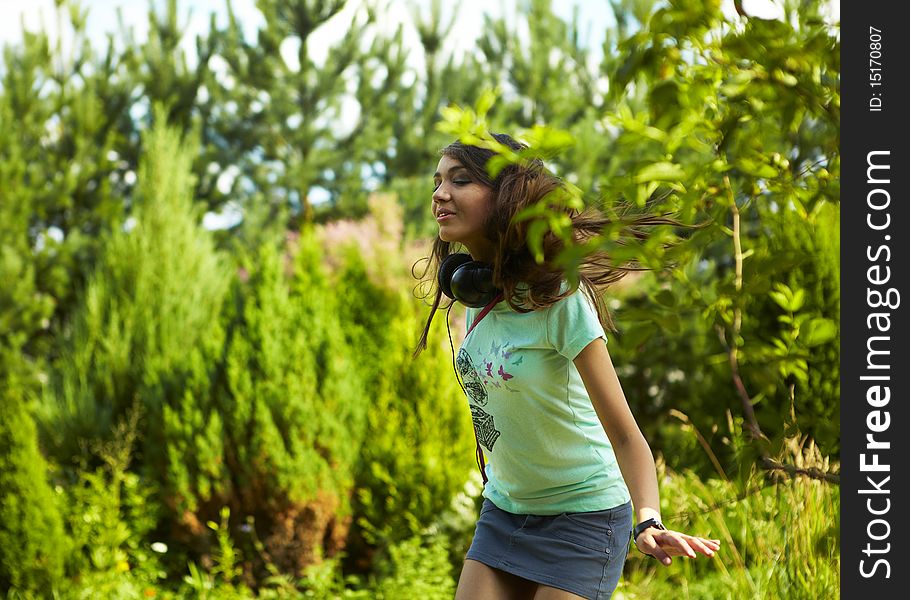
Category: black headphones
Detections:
[{"x1": 438, "y1": 253, "x2": 501, "y2": 308}]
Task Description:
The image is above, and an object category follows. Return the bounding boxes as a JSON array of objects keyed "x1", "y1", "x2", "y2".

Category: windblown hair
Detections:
[{"x1": 412, "y1": 133, "x2": 680, "y2": 358}]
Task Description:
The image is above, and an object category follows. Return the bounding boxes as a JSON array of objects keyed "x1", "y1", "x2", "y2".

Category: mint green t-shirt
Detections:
[{"x1": 459, "y1": 286, "x2": 631, "y2": 515}]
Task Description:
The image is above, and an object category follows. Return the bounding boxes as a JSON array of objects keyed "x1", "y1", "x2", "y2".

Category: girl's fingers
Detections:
[
  {"x1": 668, "y1": 536, "x2": 697, "y2": 558},
  {"x1": 699, "y1": 536, "x2": 721, "y2": 546},
  {"x1": 637, "y1": 531, "x2": 722, "y2": 565},
  {"x1": 687, "y1": 536, "x2": 716, "y2": 557},
  {"x1": 652, "y1": 532, "x2": 720, "y2": 559},
  {"x1": 647, "y1": 532, "x2": 692, "y2": 558},
  {"x1": 696, "y1": 537, "x2": 721, "y2": 552}
]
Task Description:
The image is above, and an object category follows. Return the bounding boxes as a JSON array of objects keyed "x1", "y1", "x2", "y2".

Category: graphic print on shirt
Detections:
[
  {"x1": 457, "y1": 348, "x2": 500, "y2": 451},
  {"x1": 456, "y1": 349, "x2": 488, "y2": 406},
  {"x1": 470, "y1": 405, "x2": 501, "y2": 452},
  {"x1": 479, "y1": 342, "x2": 522, "y2": 393}
]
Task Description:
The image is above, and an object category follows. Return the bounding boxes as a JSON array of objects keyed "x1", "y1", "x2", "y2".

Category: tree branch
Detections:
[{"x1": 721, "y1": 176, "x2": 766, "y2": 443}]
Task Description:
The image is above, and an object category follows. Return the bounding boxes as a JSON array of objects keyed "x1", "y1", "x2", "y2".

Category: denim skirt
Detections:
[{"x1": 465, "y1": 499, "x2": 633, "y2": 600}]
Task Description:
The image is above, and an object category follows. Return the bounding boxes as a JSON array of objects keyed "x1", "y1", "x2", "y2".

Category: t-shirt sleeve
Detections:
[{"x1": 546, "y1": 287, "x2": 607, "y2": 359}]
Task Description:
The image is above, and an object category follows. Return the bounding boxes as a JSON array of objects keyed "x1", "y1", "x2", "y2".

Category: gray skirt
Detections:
[{"x1": 465, "y1": 499, "x2": 633, "y2": 600}]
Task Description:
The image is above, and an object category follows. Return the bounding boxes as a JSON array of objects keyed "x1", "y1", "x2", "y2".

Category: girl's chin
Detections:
[{"x1": 437, "y1": 229, "x2": 460, "y2": 243}]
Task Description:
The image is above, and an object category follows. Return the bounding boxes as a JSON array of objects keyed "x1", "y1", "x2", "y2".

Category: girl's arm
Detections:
[{"x1": 573, "y1": 338, "x2": 720, "y2": 565}]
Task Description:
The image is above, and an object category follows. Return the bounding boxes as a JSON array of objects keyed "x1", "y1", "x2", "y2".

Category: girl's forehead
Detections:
[{"x1": 435, "y1": 155, "x2": 466, "y2": 176}]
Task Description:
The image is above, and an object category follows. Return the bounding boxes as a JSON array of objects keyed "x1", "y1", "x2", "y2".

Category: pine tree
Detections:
[
  {"x1": 201, "y1": 0, "x2": 404, "y2": 225},
  {"x1": 40, "y1": 109, "x2": 232, "y2": 540},
  {"x1": 0, "y1": 370, "x2": 65, "y2": 595},
  {"x1": 336, "y1": 243, "x2": 473, "y2": 564},
  {"x1": 0, "y1": 73, "x2": 66, "y2": 597},
  {"x1": 0, "y1": 0, "x2": 144, "y2": 363},
  {"x1": 217, "y1": 229, "x2": 370, "y2": 576}
]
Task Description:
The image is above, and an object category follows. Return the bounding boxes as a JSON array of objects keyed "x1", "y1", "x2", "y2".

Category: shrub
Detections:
[
  {"x1": 337, "y1": 239, "x2": 474, "y2": 567},
  {"x1": 0, "y1": 81, "x2": 66, "y2": 597},
  {"x1": 0, "y1": 359, "x2": 65, "y2": 596},
  {"x1": 37, "y1": 111, "x2": 232, "y2": 566},
  {"x1": 216, "y1": 229, "x2": 370, "y2": 579},
  {"x1": 53, "y1": 407, "x2": 165, "y2": 599},
  {"x1": 372, "y1": 535, "x2": 457, "y2": 600}
]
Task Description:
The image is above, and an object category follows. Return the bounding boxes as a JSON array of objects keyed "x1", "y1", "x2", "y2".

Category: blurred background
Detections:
[{"x1": 0, "y1": 0, "x2": 839, "y2": 597}]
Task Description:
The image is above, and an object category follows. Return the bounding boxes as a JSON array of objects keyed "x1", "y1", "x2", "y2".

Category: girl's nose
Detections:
[{"x1": 433, "y1": 185, "x2": 451, "y2": 203}]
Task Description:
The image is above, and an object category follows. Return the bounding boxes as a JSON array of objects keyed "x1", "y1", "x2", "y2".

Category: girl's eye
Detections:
[{"x1": 432, "y1": 178, "x2": 470, "y2": 192}]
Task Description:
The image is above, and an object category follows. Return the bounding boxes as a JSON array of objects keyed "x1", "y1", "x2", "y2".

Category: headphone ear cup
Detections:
[
  {"x1": 438, "y1": 253, "x2": 473, "y2": 299},
  {"x1": 450, "y1": 261, "x2": 497, "y2": 308}
]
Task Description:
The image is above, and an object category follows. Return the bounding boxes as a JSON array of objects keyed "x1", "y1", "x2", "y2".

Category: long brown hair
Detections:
[{"x1": 412, "y1": 133, "x2": 680, "y2": 358}]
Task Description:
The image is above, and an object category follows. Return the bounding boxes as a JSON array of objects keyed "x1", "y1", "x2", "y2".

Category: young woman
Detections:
[{"x1": 413, "y1": 134, "x2": 720, "y2": 600}]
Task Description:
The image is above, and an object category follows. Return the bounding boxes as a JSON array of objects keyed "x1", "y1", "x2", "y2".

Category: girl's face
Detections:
[{"x1": 432, "y1": 155, "x2": 496, "y2": 260}]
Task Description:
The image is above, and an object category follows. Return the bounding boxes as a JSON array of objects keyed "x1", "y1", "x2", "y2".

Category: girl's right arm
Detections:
[{"x1": 573, "y1": 337, "x2": 721, "y2": 565}]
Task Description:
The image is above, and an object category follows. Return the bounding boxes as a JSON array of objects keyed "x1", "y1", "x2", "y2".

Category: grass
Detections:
[{"x1": 616, "y1": 435, "x2": 839, "y2": 600}]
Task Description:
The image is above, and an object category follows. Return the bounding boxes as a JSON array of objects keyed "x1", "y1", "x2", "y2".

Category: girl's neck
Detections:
[{"x1": 464, "y1": 239, "x2": 497, "y2": 263}]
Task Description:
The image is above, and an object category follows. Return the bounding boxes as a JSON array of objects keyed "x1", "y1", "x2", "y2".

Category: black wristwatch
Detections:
[{"x1": 632, "y1": 517, "x2": 667, "y2": 542}]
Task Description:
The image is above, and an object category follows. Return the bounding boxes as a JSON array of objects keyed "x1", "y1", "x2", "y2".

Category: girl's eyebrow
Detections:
[{"x1": 433, "y1": 165, "x2": 467, "y2": 179}]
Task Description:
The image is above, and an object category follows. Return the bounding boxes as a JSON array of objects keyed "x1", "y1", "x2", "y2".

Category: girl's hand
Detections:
[{"x1": 634, "y1": 528, "x2": 720, "y2": 566}]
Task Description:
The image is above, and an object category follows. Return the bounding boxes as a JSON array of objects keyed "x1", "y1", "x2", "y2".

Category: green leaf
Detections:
[
  {"x1": 769, "y1": 290, "x2": 790, "y2": 310},
  {"x1": 514, "y1": 202, "x2": 549, "y2": 223},
  {"x1": 527, "y1": 219, "x2": 549, "y2": 263},
  {"x1": 772, "y1": 69, "x2": 799, "y2": 87},
  {"x1": 634, "y1": 161, "x2": 686, "y2": 183},
  {"x1": 524, "y1": 125, "x2": 575, "y2": 155},
  {"x1": 487, "y1": 154, "x2": 511, "y2": 179},
  {"x1": 475, "y1": 88, "x2": 497, "y2": 117},
  {"x1": 655, "y1": 289, "x2": 677, "y2": 307},
  {"x1": 769, "y1": 283, "x2": 805, "y2": 312},
  {"x1": 656, "y1": 312, "x2": 681, "y2": 334},
  {"x1": 736, "y1": 158, "x2": 778, "y2": 179},
  {"x1": 790, "y1": 289, "x2": 805, "y2": 312},
  {"x1": 802, "y1": 318, "x2": 837, "y2": 347}
]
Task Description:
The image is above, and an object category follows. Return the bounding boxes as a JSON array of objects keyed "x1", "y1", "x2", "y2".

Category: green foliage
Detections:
[
  {"x1": 53, "y1": 409, "x2": 166, "y2": 599},
  {"x1": 0, "y1": 44, "x2": 67, "y2": 593},
  {"x1": 338, "y1": 243, "x2": 474, "y2": 553},
  {"x1": 198, "y1": 0, "x2": 413, "y2": 223},
  {"x1": 217, "y1": 228, "x2": 370, "y2": 577},
  {"x1": 372, "y1": 535, "x2": 456, "y2": 600},
  {"x1": 0, "y1": 3, "x2": 136, "y2": 353},
  {"x1": 295, "y1": 558, "x2": 371, "y2": 599},
  {"x1": 621, "y1": 432, "x2": 839, "y2": 599},
  {"x1": 39, "y1": 108, "x2": 231, "y2": 517},
  {"x1": 352, "y1": 320, "x2": 471, "y2": 542},
  {"x1": 0, "y1": 370, "x2": 65, "y2": 595},
  {"x1": 29, "y1": 112, "x2": 234, "y2": 599},
  {"x1": 752, "y1": 201, "x2": 840, "y2": 452}
]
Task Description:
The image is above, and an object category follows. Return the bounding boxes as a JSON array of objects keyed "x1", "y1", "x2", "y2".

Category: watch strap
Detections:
[{"x1": 632, "y1": 517, "x2": 666, "y2": 541}]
